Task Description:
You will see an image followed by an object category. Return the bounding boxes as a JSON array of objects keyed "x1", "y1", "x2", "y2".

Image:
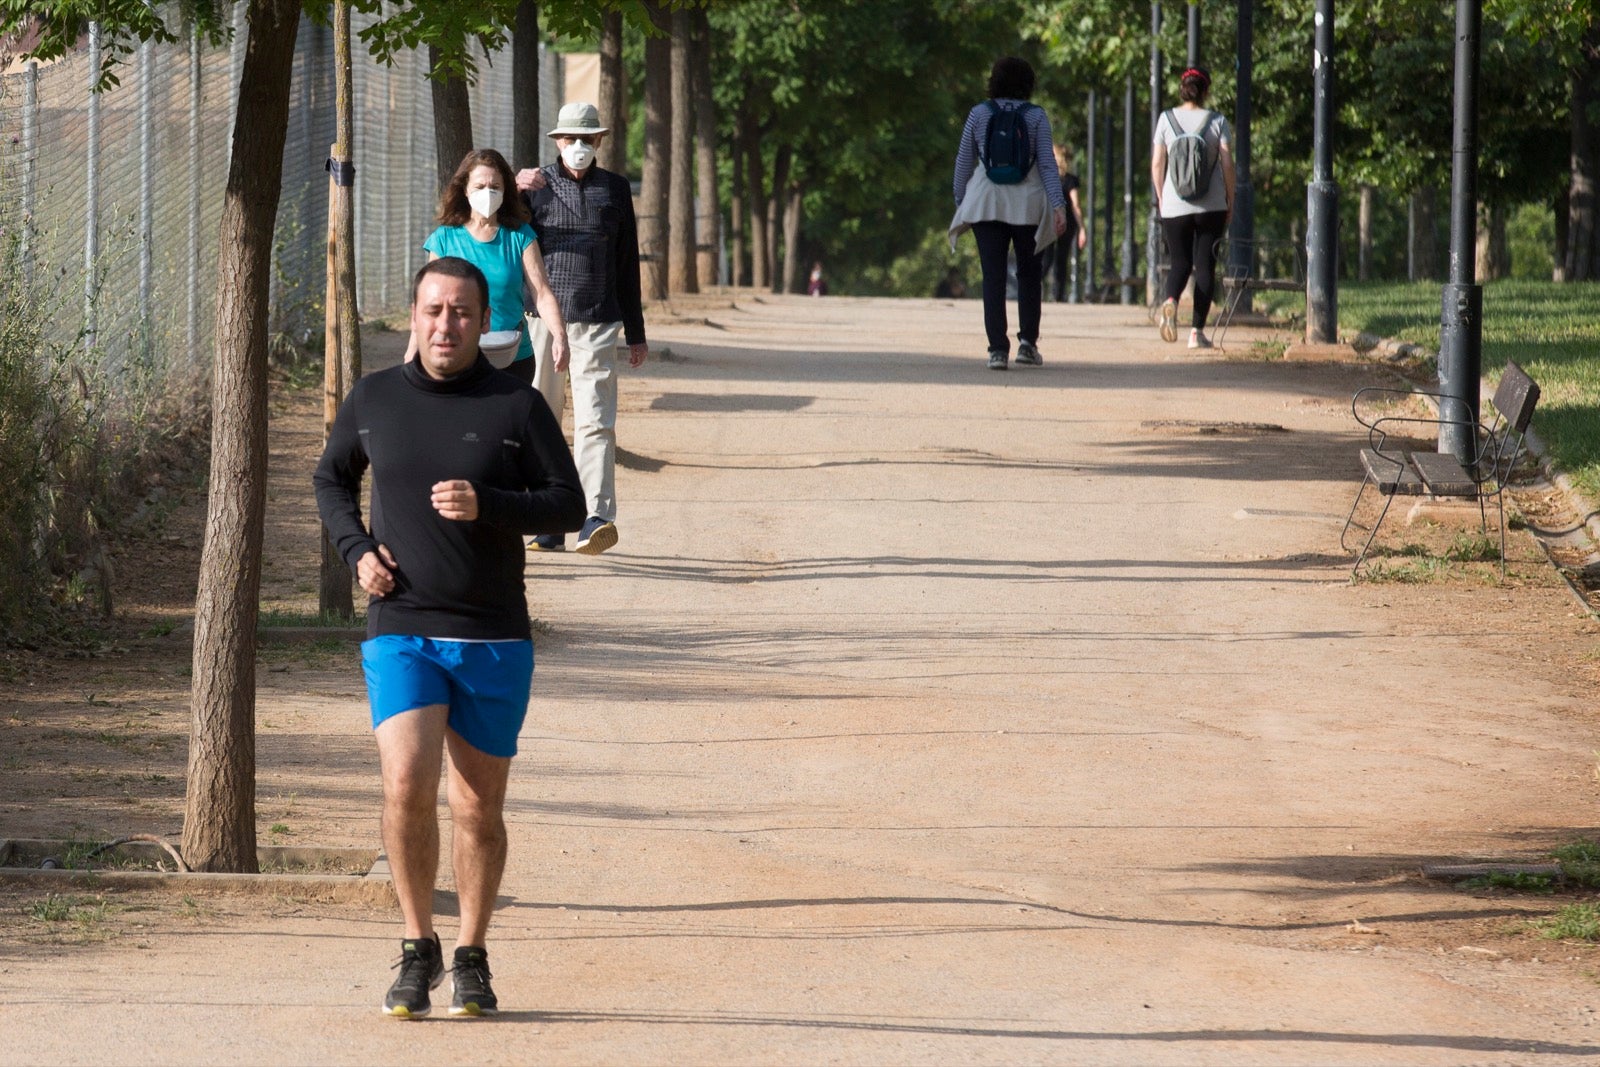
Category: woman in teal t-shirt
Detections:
[{"x1": 411, "y1": 148, "x2": 570, "y2": 382}]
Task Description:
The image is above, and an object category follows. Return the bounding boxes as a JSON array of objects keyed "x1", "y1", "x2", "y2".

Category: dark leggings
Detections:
[
  {"x1": 972, "y1": 221, "x2": 1041, "y2": 355},
  {"x1": 1160, "y1": 210, "x2": 1229, "y2": 328},
  {"x1": 1043, "y1": 225, "x2": 1076, "y2": 302},
  {"x1": 503, "y1": 355, "x2": 536, "y2": 384}
]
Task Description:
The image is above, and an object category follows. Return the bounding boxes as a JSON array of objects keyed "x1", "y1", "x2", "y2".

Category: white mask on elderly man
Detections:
[
  {"x1": 561, "y1": 141, "x2": 596, "y2": 172},
  {"x1": 467, "y1": 187, "x2": 503, "y2": 219}
]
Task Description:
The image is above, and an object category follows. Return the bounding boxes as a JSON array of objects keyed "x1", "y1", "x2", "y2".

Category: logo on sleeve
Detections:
[{"x1": 462, "y1": 432, "x2": 480, "y2": 443}]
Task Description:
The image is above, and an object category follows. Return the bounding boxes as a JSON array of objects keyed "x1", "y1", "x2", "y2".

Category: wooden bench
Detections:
[{"x1": 1339, "y1": 361, "x2": 1541, "y2": 575}]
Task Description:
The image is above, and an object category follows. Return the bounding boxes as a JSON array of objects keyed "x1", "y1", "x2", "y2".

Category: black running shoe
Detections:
[
  {"x1": 383, "y1": 935, "x2": 444, "y2": 1018},
  {"x1": 449, "y1": 946, "x2": 499, "y2": 1016},
  {"x1": 1015, "y1": 340, "x2": 1042, "y2": 366}
]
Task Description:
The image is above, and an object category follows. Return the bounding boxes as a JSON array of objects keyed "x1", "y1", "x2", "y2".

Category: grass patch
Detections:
[
  {"x1": 1462, "y1": 871, "x2": 1557, "y2": 894},
  {"x1": 1536, "y1": 903, "x2": 1600, "y2": 942},
  {"x1": 1357, "y1": 533, "x2": 1504, "y2": 584},
  {"x1": 1554, "y1": 842, "x2": 1600, "y2": 889},
  {"x1": 1263, "y1": 279, "x2": 1600, "y2": 499},
  {"x1": 258, "y1": 608, "x2": 365, "y2": 629}
]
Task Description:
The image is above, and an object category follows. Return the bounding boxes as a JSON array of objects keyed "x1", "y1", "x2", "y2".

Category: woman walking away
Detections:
[
  {"x1": 410, "y1": 148, "x2": 569, "y2": 381},
  {"x1": 949, "y1": 56, "x2": 1068, "y2": 370},
  {"x1": 1151, "y1": 66, "x2": 1235, "y2": 350},
  {"x1": 1043, "y1": 141, "x2": 1087, "y2": 303}
]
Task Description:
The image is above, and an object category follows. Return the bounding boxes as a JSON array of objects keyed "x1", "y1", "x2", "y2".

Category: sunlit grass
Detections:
[{"x1": 1260, "y1": 279, "x2": 1600, "y2": 497}]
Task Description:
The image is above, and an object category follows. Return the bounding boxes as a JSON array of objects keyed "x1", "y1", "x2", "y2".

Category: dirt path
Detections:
[{"x1": 4, "y1": 296, "x2": 1600, "y2": 1065}]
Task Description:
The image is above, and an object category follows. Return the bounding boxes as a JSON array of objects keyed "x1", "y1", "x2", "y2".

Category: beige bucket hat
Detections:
[{"x1": 546, "y1": 101, "x2": 609, "y2": 138}]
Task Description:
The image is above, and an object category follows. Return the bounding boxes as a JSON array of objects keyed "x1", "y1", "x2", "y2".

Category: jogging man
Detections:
[
  {"x1": 516, "y1": 101, "x2": 648, "y2": 555},
  {"x1": 313, "y1": 256, "x2": 584, "y2": 1018}
]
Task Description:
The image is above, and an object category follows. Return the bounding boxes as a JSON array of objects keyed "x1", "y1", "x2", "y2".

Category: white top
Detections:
[
  {"x1": 1154, "y1": 107, "x2": 1231, "y2": 217},
  {"x1": 947, "y1": 163, "x2": 1058, "y2": 254}
]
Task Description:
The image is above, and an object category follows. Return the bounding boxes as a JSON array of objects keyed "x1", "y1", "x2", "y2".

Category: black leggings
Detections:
[
  {"x1": 1160, "y1": 211, "x2": 1229, "y2": 328},
  {"x1": 972, "y1": 221, "x2": 1041, "y2": 355}
]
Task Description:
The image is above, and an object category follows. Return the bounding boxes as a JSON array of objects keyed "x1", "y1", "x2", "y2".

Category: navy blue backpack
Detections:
[{"x1": 982, "y1": 100, "x2": 1037, "y2": 185}]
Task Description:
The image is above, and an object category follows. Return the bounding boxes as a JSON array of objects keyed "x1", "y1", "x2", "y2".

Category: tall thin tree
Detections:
[
  {"x1": 597, "y1": 9, "x2": 626, "y2": 174},
  {"x1": 512, "y1": 1, "x2": 540, "y2": 170},
  {"x1": 641, "y1": 7, "x2": 672, "y2": 299},
  {"x1": 184, "y1": 0, "x2": 304, "y2": 872},
  {"x1": 667, "y1": 8, "x2": 697, "y2": 292},
  {"x1": 691, "y1": 8, "x2": 719, "y2": 286}
]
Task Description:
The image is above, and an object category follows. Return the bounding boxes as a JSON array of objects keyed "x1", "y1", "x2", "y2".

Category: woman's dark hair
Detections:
[
  {"x1": 1179, "y1": 66, "x2": 1211, "y2": 104},
  {"x1": 988, "y1": 57, "x2": 1035, "y2": 100},
  {"x1": 412, "y1": 256, "x2": 490, "y2": 312},
  {"x1": 436, "y1": 148, "x2": 533, "y2": 227}
]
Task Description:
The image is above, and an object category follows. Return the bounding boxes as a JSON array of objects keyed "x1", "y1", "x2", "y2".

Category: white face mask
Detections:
[
  {"x1": 467, "y1": 187, "x2": 503, "y2": 219},
  {"x1": 561, "y1": 141, "x2": 596, "y2": 172}
]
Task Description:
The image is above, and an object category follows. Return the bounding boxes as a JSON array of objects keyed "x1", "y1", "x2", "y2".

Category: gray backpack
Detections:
[{"x1": 1165, "y1": 109, "x2": 1217, "y2": 201}]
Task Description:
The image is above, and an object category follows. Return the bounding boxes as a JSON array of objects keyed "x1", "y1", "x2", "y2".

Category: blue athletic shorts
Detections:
[{"x1": 360, "y1": 636, "x2": 534, "y2": 758}]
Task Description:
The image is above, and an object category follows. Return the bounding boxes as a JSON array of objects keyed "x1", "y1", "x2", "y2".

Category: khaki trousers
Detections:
[{"x1": 529, "y1": 317, "x2": 622, "y2": 523}]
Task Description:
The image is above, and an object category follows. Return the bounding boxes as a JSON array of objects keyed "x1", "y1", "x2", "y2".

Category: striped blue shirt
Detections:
[{"x1": 953, "y1": 99, "x2": 1066, "y2": 209}]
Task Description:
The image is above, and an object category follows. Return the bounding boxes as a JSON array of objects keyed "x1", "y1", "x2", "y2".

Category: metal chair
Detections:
[
  {"x1": 1339, "y1": 361, "x2": 1541, "y2": 576},
  {"x1": 1213, "y1": 238, "x2": 1305, "y2": 348}
]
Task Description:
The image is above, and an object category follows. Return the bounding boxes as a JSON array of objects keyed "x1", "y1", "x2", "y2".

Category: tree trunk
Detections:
[
  {"x1": 691, "y1": 9, "x2": 719, "y2": 287},
  {"x1": 1358, "y1": 184, "x2": 1373, "y2": 281},
  {"x1": 781, "y1": 180, "x2": 802, "y2": 294},
  {"x1": 1410, "y1": 186, "x2": 1438, "y2": 281},
  {"x1": 429, "y1": 45, "x2": 474, "y2": 191},
  {"x1": 742, "y1": 110, "x2": 767, "y2": 290},
  {"x1": 729, "y1": 122, "x2": 745, "y2": 286},
  {"x1": 1476, "y1": 200, "x2": 1509, "y2": 280},
  {"x1": 320, "y1": 0, "x2": 357, "y2": 622},
  {"x1": 768, "y1": 144, "x2": 790, "y2": 292},
  {"x1": 640, "y1": 9, "x2": 671, "y2": 300},
  {"x1": 1554, "y1": 187, "x2": 1570, "y2": 282},
  {"x1": 597, "y1": 10, "x2": 626, "y2": 175},
  {"x1": 667, "y1": 8, "x2": 697, "y2": 293},
  {"x1": 511, "y1": 1, "x2": 540, "y2": 171},
  {"x1": 1566, "y1": 25, "x2": 1599, "y2": 281},
  {"x1": 183, "y1": 0, "x2": 302, "y2": 874}
]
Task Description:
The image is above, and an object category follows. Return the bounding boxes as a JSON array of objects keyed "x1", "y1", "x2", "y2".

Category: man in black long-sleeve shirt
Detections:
[
  {"x1": 314, "y1": 257, "x2": 584, "y2": 1019},
  {"x1": 516, "y1": 101, "x2": 649, "y2": 555}
]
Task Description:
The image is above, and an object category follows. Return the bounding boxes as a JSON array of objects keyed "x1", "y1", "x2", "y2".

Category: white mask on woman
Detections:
[
  {"x1": 467, "y1": 187, "x2": 503, "y2": 219},
  {"x1": 561, "y1": 141, "x2": 596, "y2": 172}
]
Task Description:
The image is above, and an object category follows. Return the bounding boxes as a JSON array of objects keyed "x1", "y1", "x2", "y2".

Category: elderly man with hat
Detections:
[{"x1": 515, "y1": 102, "x2": 648, "y2": 556}]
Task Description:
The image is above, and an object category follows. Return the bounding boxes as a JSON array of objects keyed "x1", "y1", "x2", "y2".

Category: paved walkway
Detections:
[{"x1": 8, "y1": 295, "x2": 1600, "y2": 1065}]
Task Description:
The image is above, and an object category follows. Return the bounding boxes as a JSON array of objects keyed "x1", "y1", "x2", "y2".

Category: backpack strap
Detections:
[{"x1": 1164, "y1": 109, "x2": 1184, "y2": 138}]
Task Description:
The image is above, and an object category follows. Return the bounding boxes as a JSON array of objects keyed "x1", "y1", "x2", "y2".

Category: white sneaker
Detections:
[{"x1": 1187, "y1": 329, "x2": 1213, "y2": 350}]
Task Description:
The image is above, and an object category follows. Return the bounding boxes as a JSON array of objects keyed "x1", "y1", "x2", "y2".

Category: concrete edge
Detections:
[{"x1": 0, "y1": 839, "x2": 395, "y2": 906}]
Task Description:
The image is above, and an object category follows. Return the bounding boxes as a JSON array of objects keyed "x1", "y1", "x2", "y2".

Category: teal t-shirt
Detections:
[{"x1": 422, "y1": 223, "x2": 538, "y2": 362}]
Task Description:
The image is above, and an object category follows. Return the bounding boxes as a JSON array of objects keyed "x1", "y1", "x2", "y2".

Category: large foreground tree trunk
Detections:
[
  {"x1": 640, "y1": 10, "x2": 671, "y2": 300},
  {"x1": 511, "y1": 1, "x2": 540, "y2": 171},
  {"x1": 597, "y1": 10, "x2": 626, "y2": 175},
  {"x1": 691, "y1": 8, "x2": 719, "y2": 286},
  {"x1": 667, "y1": 8, "x2": 696, "y2": 293},
  {"x1": 1566, "y1": 24, "x2": 1600, "y2": 281},
  {"x1": 429, "y1": 45, "x2": 474, "y2": 191},
  {"x1": 183, "y1": 0, "x2": 302, "y2": 874}
]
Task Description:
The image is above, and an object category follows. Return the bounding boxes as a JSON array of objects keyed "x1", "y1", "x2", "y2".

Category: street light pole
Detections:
[
  {"x1": 1188, "y1": 2, "x2": 1201, "y2": 66},
  {"x1": 1146, "y1": 1, "x2": 1162, "y2": 305},
  {"x1": 1439, "y1": 0, "x2": 1483, "y2": 459},
  {"x1": 1305, "y1": 0, "x2": 1339, "y2": 343}
]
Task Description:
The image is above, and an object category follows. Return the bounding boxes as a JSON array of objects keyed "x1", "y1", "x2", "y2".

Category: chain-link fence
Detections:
[{"x1": 0, "y1": 10, "x2": 563, "y2": 385}]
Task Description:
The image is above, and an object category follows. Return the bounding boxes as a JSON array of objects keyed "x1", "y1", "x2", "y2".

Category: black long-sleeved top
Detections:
[
  {"x1": 313, "y1": 356, "x2": 585, "y2": 640},
  {"x1": 523, "y1": 165, "x2": 646, "y2": 345}
]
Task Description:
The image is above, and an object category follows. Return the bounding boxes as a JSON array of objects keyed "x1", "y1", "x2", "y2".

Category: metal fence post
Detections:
[
  {"x1": 188, "y1": 30, "x2": 202, "y2": 361},
  {"x1": 1121, "y1": 75, "x2": 1135, "y2": 305},
  {"x1": 21, "y1": 60, "x2": 38, "y2": 292},
  {"x1": 139, "y1": 31, "x2": 155, "y2": 336},
  {"x1": 85, "y1": 22, "x2": 101, "y2": 352},
  {"x1": 1085, "y1": 90, "x2": 1096, "y2": 298},
  {"x1": 1146, "y1": 0, "x2": 1162, "y2": 305}
]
